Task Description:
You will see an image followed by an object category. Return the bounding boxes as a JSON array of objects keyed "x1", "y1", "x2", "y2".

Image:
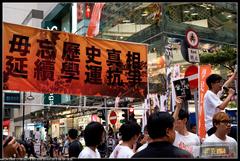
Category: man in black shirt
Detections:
[
  {"x1": 68, "y1": 129, "x2": 83, "y2": 158},
  {"x1": 132, "y1": 112, "x2": 193, "y2": 158}
]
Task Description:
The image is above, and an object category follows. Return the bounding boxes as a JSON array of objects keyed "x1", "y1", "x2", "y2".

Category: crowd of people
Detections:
[{"x1": 2, "y1": 72, "x2": 237, "y2": 159}]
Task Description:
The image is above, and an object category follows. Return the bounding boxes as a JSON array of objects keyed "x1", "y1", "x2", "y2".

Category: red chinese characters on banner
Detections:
[
  {"x1": 3, "y1": 22, "x2": 148, "y2": 98},
  {"x1": 198, "y1": 65, "x2": 211, "y2": 139}
]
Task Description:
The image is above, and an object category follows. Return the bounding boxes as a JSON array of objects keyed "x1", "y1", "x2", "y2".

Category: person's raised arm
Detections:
[
  {"x1": 223, "y1": 70, "x2": 237, "y2": 88},
  {"x1": 218, "y1": 88, "x2": 235, "y2": 110},
  {"x1": 172, "y1": 96, "x2": 183, "y2": 121}
]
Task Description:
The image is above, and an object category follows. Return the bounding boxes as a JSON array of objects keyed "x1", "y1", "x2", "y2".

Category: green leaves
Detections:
[{"x1": 200, "y1": 45, "x2": 236, "y2": 71}]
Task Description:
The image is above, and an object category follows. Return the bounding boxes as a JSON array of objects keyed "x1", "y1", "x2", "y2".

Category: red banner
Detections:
[
  {"x1": 3, "y1": 22, "x2": 148, "y2": 98},
  {"x1": 198, "y1": 65, "x2": 211, "y2": 139},
  {"x1": 86, "y1": 3, "x2": 105, "y2": 37}
]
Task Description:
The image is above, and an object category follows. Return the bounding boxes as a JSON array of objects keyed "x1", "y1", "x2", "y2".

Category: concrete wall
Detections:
[
  {"x1": 3, "y1": 3, "x2": 58, "y2": 25},
  {"x1": 3, "y1": 3, "x2": 38, "y2": 24}
]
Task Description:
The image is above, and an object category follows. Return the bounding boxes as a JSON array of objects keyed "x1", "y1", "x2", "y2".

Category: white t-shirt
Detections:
[
  {"x1": 78, "y1": 147, "x2": 101, "y2": 158},
  {"x1": 204, "y1": 90, "x2": 223, "y2": 131},
  {"x1": 203, "y1": 134, "x2": 237, "y2": 157},
  {"x1": 109, "y1": 144, "x2": 134, "y2": 158},
  {"x1": 173, "y1": 131, "x2": 200, "y2": 158},
  {"x1": 34, "y1": 131, "x2": 41, "y2": 141},
  {"x1": 136, "y1": 143, "x2": 148, "y2": 152}
]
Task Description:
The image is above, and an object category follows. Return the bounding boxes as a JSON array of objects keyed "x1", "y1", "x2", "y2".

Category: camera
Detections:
[{"x1": 223, "y1": 86, "x2": 229, "y2": 93}]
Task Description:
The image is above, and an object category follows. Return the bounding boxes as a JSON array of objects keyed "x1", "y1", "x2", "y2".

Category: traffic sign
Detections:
[
  {"x1": 186, "y1": 29, "x2": 199, "y2": 48},
  {"x1": 109, "y1": 111, "x2": 117, "y2": 125},
  {"x1": 185, "y1": 65, "x2": 198, "y2": 90}
]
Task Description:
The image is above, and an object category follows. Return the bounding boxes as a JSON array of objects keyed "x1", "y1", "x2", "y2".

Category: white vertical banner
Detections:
[
  {"x1": 171, "y1": 80, "x2": 176, "y2": 111},
  {"x1": 145, "y1": 94, "x2": 150, "y2": 109},
  {"x1": 142, "y1": 95, "x2": 151, "y2": 132},
  {"x1": 165, "y1": 44, "x2": 173, "y2": 111},
  {"x1": 171, "y1": 64, "x2": 181, "y2": 111},
  {"x1": 72, "y1": 3, "x2": 77, "y2": 34},
  {"x1": 173, "y1": 64, "x2": 180, "y2": 79},
  {"x1": 166, "y1": 67, "x2": 172, "y2": 111},
  {"x1": 150, "y1": 93, "x2": 160, "y2": 112},
  {"x1": 160, "y1": 94, "x2": 167, "y2": 112},
  {"x1": 154, "y1": 94, "x2": 160, "y2": 109},
  {"x1": 114, "y1": 96, "x2": 120, "y2": 109},
  {"x1": 141, "y1": 103, "x2": 147, "y2": 133}
]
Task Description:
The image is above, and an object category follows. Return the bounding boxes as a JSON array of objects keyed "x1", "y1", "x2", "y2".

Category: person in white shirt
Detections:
[
  {"x1": 202, "y1": 112, "x2": 237, "y2": 158},
  {"x1": 172, "y1": 96, "x2": 201, "y2": 158},
  {"x1": 34, "y1": 128, "x2": 41, "y2": 142},
  {"x1": 109, "y1": 121, "x2": 141, "y2": 158},
  {"x1": 204, "y1": 73, "x2": 236, "y2": 135},
  {"x1": 136, "y1": 125, "x2": 152, "y2": 152},
  {"x1": 78, "y1": 122, "x2": 105, "y2": 158}
]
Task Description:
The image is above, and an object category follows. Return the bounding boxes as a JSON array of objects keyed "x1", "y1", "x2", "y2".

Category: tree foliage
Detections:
[{"x1": 200, "y1": 45, "x2": 237, "y2": 72}]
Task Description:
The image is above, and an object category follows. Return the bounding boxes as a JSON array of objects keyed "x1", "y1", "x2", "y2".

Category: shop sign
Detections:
[
  {"x1": 44, "y1": 94, "x2": 61, "y2": 105},
  {"x1": 4, "y1": 93, "x2": 20, "y2": 108},
  {"x1": 78, "y1": 109, "x2": 98, "y2": 117},
  {"x1": 43, "y1": 21, "x2": 61, "y2": 31},
  {"x1": 84, "y1": 109, "x2": 98, "y2": 115},
  {"x1": 188, "y1": 48, "x2": 200, "y2": 63}
]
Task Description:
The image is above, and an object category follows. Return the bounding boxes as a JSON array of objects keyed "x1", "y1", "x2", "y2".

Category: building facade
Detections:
[{"x1": 3, "y1": 2, "x2": 237, "y2": 139}]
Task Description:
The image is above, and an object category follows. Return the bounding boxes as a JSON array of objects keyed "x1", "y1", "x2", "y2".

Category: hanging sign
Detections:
[{"x1": 3, "y1": 22, "x2": 148, "y2": 98}]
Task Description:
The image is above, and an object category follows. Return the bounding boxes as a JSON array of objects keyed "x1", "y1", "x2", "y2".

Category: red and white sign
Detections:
[
  {"x1": 185, "y1": 65, "x2": 198, "y2": 89},
  {"x1": 186, "y1": 29, "x2": 199, "y2": 48},
  {"x1": 109, "y1": 111, "x2": 117, "y2": 125}
]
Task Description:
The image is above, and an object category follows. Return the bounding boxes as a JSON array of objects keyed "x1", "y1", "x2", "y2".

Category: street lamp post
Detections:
[
  {"x1": 22, "y1": 92, "x2": 25, "y2": 141},
  {"x1": 22, "y1": 92, "x2": 34, "y2": 141}
]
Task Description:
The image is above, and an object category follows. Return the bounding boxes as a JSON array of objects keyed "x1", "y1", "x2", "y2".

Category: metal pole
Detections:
[
  {"x1": 79, "y1": 96, "x2": 82, "y2": 107},
  {"x1": 0, "y1": 89, "x2": 4, "y2": 158},
  {"x1": 104, "y1": 98, "x2": 109, "y2": 157},
  {"x1": 194, "y1": 90, "x2": 199, "y2": 135},
  {"x1": 197, "y1": 65, "x2": 200, "y2": 137},
  {"x1": 3, "y1": 102, "x2": 150, "y2": 110},
  {"x1": 22, "y1": 92, "x2": 25, "y2": 141}
]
